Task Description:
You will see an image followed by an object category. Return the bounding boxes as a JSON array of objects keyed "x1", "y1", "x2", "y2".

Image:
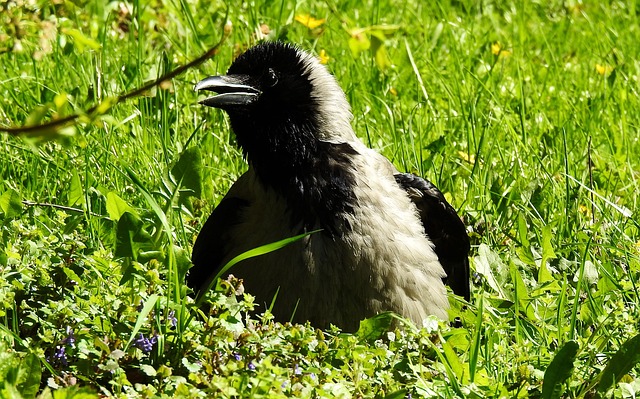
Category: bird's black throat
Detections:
[{"x1": 229, "y1": 113, "x2": 359, "y2": 236}]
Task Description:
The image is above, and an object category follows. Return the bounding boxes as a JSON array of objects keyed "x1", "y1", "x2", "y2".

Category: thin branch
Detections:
[
  {"x1": 21, "y1": 200, "x2": 102, "y2": 217},
  {"x1": 0, "y1": 27, "x2": 230, "y2": 136}
]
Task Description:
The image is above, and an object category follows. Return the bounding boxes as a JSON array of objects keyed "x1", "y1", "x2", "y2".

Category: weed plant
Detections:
[{"x1": 0, "y1": 0, "x2": 639, "y2": 397}]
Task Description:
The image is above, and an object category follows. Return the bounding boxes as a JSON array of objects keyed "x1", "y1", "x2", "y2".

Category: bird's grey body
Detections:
[{"x1": 190, "y1": 42, "x2": 469, "y2": 331}]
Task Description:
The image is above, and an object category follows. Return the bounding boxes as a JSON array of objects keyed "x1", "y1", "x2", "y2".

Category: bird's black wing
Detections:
[
  {"x1": 189, "y1": 197, "x2": 250, "y2": 295},
  {"x1": 394, "y1": 173, "x2": 470, "y2": 301}
]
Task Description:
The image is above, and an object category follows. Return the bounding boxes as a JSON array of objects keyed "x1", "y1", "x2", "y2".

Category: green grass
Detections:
[{"x1": 1, "y1": 0, "x2": 639, "y2": 397}]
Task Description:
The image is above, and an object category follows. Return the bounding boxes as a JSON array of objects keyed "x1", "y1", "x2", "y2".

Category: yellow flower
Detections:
[
  {"x1": 458, "y1": 151, "x2": 475, "y2": 165},
  {"x1": 294, "y1": 14, "x2": 326, "y2": 30},
  {"x1": 318, "y1": 49, "x2": 330, "y2": 64},
  {"x1": 578, "y1": 204, "x2": 592, "y2": 218},
  {"x1": 595, "y1": 63, "x2": 614, "y2": 76},
  {"x1": 491, "y1": 42, "x2": 511, "y2": 58},
  {"x1": 491, "y1": 42, "x2": 501, "y2": 55}
]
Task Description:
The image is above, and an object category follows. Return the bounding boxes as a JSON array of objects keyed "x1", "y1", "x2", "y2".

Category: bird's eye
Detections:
[{"x1": 265, "y1": 68, "x2": 279, "y2": 87}]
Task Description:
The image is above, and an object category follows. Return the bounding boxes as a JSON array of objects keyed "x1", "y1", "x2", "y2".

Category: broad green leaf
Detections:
[
  {"x1": 596, "y1": 333, "x2": 640, "y2": 397},
  {"x1": 115, "y1": 211, "x2": 153, "y2": 268},
  {"x1": 139, "y1": 364, "x2": 156, "y2": 377},
  {"x1": 182, "y1": 358, "x2": 202, "y2": 373},
  {"x1": 62, "y1": 267, "x2": 82, "y2": 284},
  {"x1": 370, "y1": 31, "x2": 391, "y2": 70},
  {"x1": 171, "y1": 147, "x2": 203, "y2": 200},
  {"x1": 0, "y1": 189, "x2": 22, "y2": 219},
  {"x1": 510, "y1": 261, "x2": 537, "y2": 321},
  {"x1": 541, "y1": 340, "x2": 578, "y2": 399},
  {"x1": 356, "y1": 312, "x2": 396, "y2": 341},
  {"x1": 16, "y1": 353, "x2": 41, "y2": 399},
  {"x1": 366, "y1": 24, "x2": 401, "y2": 35},
  {"x1": 474, "y1": 244, "x2": 508, "y2": 299},
  {"x1": 425, "y1": 135, "x2": 446, "y2": 153},
  {"x1": 541, "y1": 224, "x2": 556, "y2": 272},
  {"x1": 68, "y1": 171, "x2": 84, "y2": 207},
  {"x1": 2, "y1": 385, "x2": 23, "y2": 398},
  {"x1": 118, "y1": 257, "x2": 135, "y2": 286},
  {"x1": 510, "y1": 262, "x2": 529, "y2": 300},
  {"x1": 115, "y1": 212, "x2": 141, "y2": 258},
  {"x1": 174, "y1": 246, "x2": 192, "y2": 280},
  {"x1": 383, "y1": 390, "x2": 408, "y2": 399},
  {"x1": 348, "y1": 30, "x2": 370, "y2": 56},
  {"x1": 538, "y1": 224, "x2": 557, "y2": 284},
  {"x1": 442, "y1": 340, "x2": 468, "y2": 383},
  {"x1": 537, "y1": 261, "x2": 553, "y2": 285},
  {"x1": 516, "y1": 214, "x2": 535, "y2": 264},
  {"x1": 577, "y1": 260, "x2": 599, "y2": 285},
  {"x1": 106, "y1": 192, "x2": 134, "y2": 221},
  {"x1": 124, "y1": 166, "x2": 172, "y2": 247}
]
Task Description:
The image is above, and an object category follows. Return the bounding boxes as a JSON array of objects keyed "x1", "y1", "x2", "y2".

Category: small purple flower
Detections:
[
  {"x1": 62, "y1": 326, "x2": 75, "y2": 348},
  {"x1": 294, "y1": 364, "x2": 302, "y2": 375},
  {"x1": 133, "y1": 333, "x2": 157, "y2": 354},
  {"x1": 52, "y1": 345, "x2": 68, "y2": 366},
  {"x1": 247, "y1": 362, "x2": 255, "y2": 371},
  {"x1": 233, "y1": 352, "x2": 241, "y2": 361},
  {"x1": 48, "y1": 326, "x2": 76, "y2": 368},
  {"x1": 168, "y1": 310, "x2": 177, "y2": 328}
]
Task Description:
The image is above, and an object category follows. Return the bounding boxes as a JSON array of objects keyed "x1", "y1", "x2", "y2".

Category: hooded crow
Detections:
[{"x1": 189, "y1": 42, "x2": 470, "y2": 331}]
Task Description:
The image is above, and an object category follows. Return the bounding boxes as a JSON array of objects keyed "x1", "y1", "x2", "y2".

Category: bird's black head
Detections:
[
  {"x1": 195, "y1": 42, "x2": 354, "y2": 176},
  {"x1": 196, "y1": 42, "x2": 359, "y2": 232},
  {"x1": 197, "y1": 43, "x2": 313, "y2": 114}
]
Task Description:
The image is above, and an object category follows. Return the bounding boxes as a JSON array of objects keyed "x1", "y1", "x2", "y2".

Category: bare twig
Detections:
[
  {"x1": 21, "y1": 200, "x2": 102, "y2": 217},
  {"x1": 0, "y1": 28, "x2": 230, "y2": 136}
]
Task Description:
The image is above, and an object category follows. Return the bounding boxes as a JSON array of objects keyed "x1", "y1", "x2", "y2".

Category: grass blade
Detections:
[
  {"x1": 195, "y1": 230, "x2": 320, "y2": 307},
  {"x1": 125, "y1": 294, "x2": 159, "y2": 351},
  {"x1": 469, "y1": 295, "x2": 483, "y2": 383}
]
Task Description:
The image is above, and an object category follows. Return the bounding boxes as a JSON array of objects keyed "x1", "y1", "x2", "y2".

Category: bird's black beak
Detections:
[{"x1": 194, "y1": 75, "x2": 261, "y2": 108}]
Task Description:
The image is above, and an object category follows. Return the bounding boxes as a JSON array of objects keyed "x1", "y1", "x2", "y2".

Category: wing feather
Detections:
[
  {"x1": 189, "y1": 196, "x2": 249, "y2": 294},
  {"x1": 394, "y1": 173, "x2": 470, "y2": 301}
]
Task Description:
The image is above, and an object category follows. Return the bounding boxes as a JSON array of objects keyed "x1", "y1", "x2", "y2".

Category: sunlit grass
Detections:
[{"x1": 1, "y1": 0, "x2": 639, "y2": 397}]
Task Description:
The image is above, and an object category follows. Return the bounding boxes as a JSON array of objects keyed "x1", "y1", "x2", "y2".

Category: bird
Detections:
[{"x1": 188, "y1": 41, "x2": 470, "y2": 331}]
